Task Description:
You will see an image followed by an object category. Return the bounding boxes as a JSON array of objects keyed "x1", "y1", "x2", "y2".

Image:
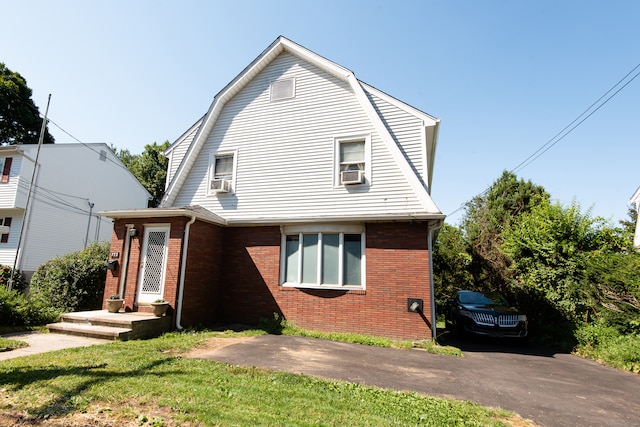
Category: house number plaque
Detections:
[{"x1": 110, "y1": 252, "x2": 120, "y2": 259}]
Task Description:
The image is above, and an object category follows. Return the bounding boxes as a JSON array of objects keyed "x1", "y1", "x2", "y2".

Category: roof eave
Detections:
[
  {"x1": 225, "y1": 212, "x2": 446, "y2": 226},
  {"x1": 100, "y1": 206, "x2": 227, "y2": 226}
]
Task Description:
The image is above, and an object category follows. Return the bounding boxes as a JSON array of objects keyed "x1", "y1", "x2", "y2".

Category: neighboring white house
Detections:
[
  {"x1": 631, "y1": 186, "x2": 640, "y2": 249},
  {"x1": 0, "y1": 143, "x2": 150, "y2": 279}
]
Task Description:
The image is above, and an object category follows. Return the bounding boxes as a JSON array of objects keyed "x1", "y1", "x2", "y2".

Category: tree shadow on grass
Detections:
[{"x1": 0, "y1": 356, "x2": 178, "y2": 420}]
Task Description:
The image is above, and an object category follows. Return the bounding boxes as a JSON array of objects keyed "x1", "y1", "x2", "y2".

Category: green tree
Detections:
[
  {"x1": 619, "y1": 205, "x2": 638, "y2": 251},
  {"x1": 0, "y1": 62, "x2": 54, "y2": 145},
  {"x1": 432, "y1": 224, "x2": 474, "y2": 314},
  {"x1": 114, "y1": 141, "x2": 169, "y2": 207},
  {"x1": 461, "y1": 170, "x2": 549, "y2": 294}
]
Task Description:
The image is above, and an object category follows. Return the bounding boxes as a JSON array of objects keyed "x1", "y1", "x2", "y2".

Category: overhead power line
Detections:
[
  {"x1": 4, "y1": 89, "x2": 134, "y2": 173},
  {"x1": 511, "y1": 63, "x2": 640, "y2": 174},
  {"x1": 447, "y1": 61, "x2": 640, "y2": 218}
]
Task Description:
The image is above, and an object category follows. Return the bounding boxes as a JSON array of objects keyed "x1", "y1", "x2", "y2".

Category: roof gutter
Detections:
[
  {"x1": 175, "y1": 214, "x2": 197, "y2": 331},
  {"x1": 427, "y1": 218, "x2": 444, "y2": 340}
]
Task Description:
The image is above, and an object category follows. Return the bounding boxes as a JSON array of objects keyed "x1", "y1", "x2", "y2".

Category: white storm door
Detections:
[{"x1": 136, "y1": 225, "x2": 170, "y2": 304}]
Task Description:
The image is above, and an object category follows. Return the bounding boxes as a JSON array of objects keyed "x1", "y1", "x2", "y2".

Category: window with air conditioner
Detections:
[
  {"x1": 335, "y1": 135, "x2": 370, "y2": 186},
  {"x1": 208, "y1": 151, "x2": 236, "y2": 195},
  {"x1": 280, "y1": 224, "x2": 365, "y2": 290}
]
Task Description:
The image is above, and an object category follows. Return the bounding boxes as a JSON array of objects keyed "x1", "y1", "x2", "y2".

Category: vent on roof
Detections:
[
  {"x1": 270, "y1": 77, "x2": 295, "y2": 101},
  {"x1": 99, "y1": 150, "x2": 107, "y2": 162}
]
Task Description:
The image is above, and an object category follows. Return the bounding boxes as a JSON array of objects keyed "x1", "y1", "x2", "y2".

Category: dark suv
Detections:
[{"x1": 445, "y1": 290, "x2": 528, "y2": 339}]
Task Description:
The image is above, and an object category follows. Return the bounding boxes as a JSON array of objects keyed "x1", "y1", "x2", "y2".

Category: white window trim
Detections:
[
  {"x1": 333, "y1": 134, "x2": 371, "y2": 188},
  {"x1": 279, "y1": 224, "x2": 366, "y2": 290},
  {"x1": 207, "y1": 149, "x2": 238, "y2": 195}
]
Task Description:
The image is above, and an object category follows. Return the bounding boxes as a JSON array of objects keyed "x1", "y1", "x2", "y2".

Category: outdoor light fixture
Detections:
[
  {"x1": 129, "y1": 227, "x2": 138, "y2": 238},
  {"x1": 407, "y1": 298, "x2": 423, "y2": 313}
]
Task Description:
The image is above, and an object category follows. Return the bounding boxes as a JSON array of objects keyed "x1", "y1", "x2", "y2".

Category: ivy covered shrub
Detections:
[{"x1": 29, "y1": 242, "x2": 110, "y2": 312}]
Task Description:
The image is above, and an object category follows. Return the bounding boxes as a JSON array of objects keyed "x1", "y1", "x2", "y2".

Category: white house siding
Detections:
[
  {"x1": 364, "y1": 90, "x2": 427, "y2": 189},
  {"x1": 172, "y1": 52, "x2": 429, "y2": 221},
  {"x1": 166, "y1": 120, "x2": 202, "y2": 186},
  {"x1": 0, "y1": 154, "x2": 29, "y2": 209},
  {"x1": 11, "y1": 144, "x2": 149, "y2": 274},
  {"x1": 0, "y1": 212, "x2": 23, "y2": 267}
]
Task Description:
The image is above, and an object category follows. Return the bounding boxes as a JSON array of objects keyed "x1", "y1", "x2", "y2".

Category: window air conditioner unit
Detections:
[
  {"x1": 210, "y1": 179, "x2": 230, "y2": 193},
  {"x1": 341, "y1": 170, "x2": 364, "y2": 185}
]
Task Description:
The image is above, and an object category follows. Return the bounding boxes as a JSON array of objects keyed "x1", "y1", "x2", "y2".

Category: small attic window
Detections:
[
  {"x1": 99, "y1": 150, "x2": 107, "y2": 161},
  {"x1": 270, "y1": 77, "x2": 295, "y2": 101}
]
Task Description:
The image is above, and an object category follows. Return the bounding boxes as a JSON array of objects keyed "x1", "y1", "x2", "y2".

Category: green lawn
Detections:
[
  {"x1": 0, "y1": 336, "x2": 27, "y2": 352},
  {"x1": 0, "y1": 330, "x2": 531, "y2": 426}
]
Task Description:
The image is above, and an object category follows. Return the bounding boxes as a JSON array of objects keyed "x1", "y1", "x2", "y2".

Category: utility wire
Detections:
[
  {"x1": 447, "y1": 62, "x2": 640, "y2": 218},
  {"x1": 512, "y1": 64, "x2": 640, "y2": 174},
  {"x1": 4, "y1": 89, "x2": 136, "y2": 174}
]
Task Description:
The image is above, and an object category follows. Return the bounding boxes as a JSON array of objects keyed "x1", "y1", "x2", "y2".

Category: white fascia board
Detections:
[
  {"x1": 280, "y1": 37, "x2": 352, "y2": 80},
  {"x1": 630, "y1": 186, "x2": 640, "y2": 207},
  {"x1": 347, "y1": 75, "x2": 441, "y2": 214},
  {"x1": 360, "y1": 82, "x2": 439, "y2": 126},
  {"x1": 100, "y1": 207, "x2": 227, "y2": 226},
  {"x1": 164, "y1": 116, "x2": 205, "y2": 156},
  {"x1": 425, "y1": 119, "x2": 441, "y2": 192}
]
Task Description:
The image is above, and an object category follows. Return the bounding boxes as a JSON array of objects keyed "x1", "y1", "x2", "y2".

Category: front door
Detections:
[{"x1": 136, "y1": 225, "x2": 170, "y2": 304}]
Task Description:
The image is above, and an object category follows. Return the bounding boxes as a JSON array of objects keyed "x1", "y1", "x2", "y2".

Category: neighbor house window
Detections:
[
  {"x1": 0, "y1": 157, "x2": 12, "y2": 184},
  {"x1": 0, "y1": 217, "x2": 12, "y2": 243},
  {"x1": 208, "y1": 151, "x2": 237, "y2": 194},
  {"x1": 281, "y1": 225, "x2": 365, "y2": 289},
  {"x1": 334, "y1": 135, "x2": 370, "y2": 186}
]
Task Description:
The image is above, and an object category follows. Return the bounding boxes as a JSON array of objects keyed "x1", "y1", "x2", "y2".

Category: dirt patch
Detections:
[
  {"x1": 0, "y1": 403, "x2": 191, "y2": 427},
  {"x1": 181, "y1": 336, "x2": 255, "y2": 358}
]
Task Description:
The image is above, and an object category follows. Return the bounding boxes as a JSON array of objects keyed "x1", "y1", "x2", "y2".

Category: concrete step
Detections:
[
  {"x1": 47, "y1": 309, "x2": 172, "y2": 341},
  {"x1": 61, "y1": 311, "x2": 151, "y2": 328},
  {"x1": 47, "y1": 321, "x2": 132, "y2": 340}
]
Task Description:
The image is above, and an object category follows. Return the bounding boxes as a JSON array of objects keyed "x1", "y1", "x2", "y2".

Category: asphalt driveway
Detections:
[{"x1": 193, "y1": 334, "x2": 640, "y2": 427}]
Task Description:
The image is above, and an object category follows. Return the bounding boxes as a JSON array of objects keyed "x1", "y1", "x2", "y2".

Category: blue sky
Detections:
[{"x1": 4, "y1": 1, "x2": 639, "y2": 224}]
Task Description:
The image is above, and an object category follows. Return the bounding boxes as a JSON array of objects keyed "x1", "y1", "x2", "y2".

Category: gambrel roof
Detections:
[{"x1": 161, "y1": 36, "x2": 441, "y2": 217}]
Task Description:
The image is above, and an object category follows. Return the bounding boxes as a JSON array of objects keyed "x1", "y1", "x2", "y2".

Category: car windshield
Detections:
[{"x1": 458, "y1": 291, "x2": 508, "y2": 306}]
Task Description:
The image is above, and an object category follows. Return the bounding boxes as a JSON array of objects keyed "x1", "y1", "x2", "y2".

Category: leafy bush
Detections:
[
  {"x1": 29, "y1": 242, "x2": 110, "y2": 312},
  {"x1": 575, "y1": 321, "x2": 640, "y2": 373},
  {"x1": 0, "y1": 286, "x2": 60, "y2": 326},
  {"x1": 0, "y1": 265, "x2": 27, "y2": 292}
]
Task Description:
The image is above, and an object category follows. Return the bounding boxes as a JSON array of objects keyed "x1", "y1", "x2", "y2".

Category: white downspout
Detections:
[
  {"x1": 428, "y1": 219, "x2": 443, "y2": 340},
  {"x1": 175, "y1": 215, "x2": 196, "y2": 331}
]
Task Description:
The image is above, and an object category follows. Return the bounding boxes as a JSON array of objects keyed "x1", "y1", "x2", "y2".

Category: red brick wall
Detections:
[
  {"x1": 217, "y1": 226, "x2": 282, "y2": 324},
  {"x1": 103, "y1": 217, "x2": 189, "y2": 317},
  {"x1": 179, "y1": 220, "x2": 224, "y2": 326},
  {"x1": 105, "y1": 219, "x2": 433, "y2": 340},
  {"x1": 214, "y1": 222, "x2": 433, "y2": 340}
]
